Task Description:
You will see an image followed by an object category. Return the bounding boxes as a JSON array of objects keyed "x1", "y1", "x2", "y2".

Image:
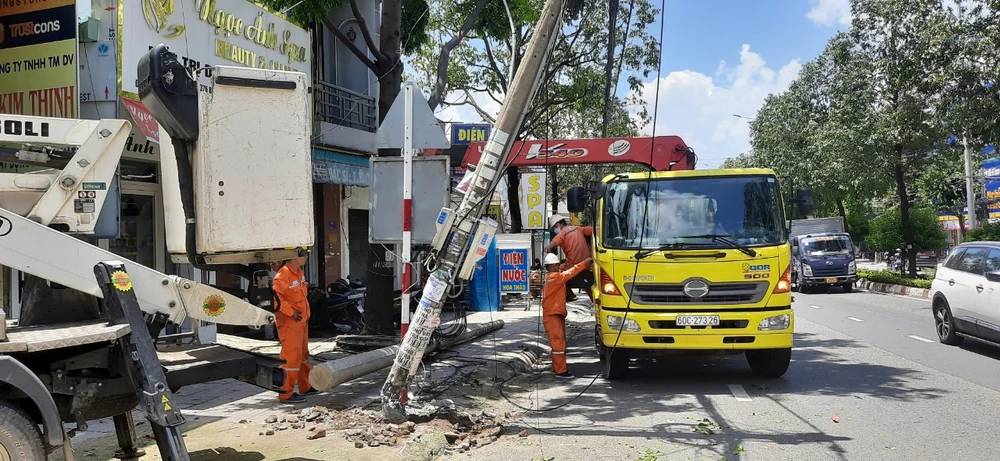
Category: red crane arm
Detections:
[{"x1": 458, "y1": 135, "x2": 697, "y2": 171}]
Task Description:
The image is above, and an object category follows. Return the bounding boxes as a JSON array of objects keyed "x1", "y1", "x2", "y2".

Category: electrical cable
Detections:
[{"x1": 486, "y1": 0, "x2": 668, "y2": 414}]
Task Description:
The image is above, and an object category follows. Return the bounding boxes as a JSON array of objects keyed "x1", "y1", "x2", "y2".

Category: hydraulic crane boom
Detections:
[
  {"x1": 0, "y1": 114, "x2": 275, "y2": 328},
  {"x1": 380, "y1": 0, "x2": 569, "y2": 420},
  {"x1": 460, "y1": 135, "x2": 698, "y2": 171}
]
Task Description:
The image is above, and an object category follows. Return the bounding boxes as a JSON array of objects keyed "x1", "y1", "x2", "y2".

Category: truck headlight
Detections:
[
  {"x1": 607, "y1": 315, "x2": 641, "y2": 332},
  {"x1": 758, "y1": 314, "x2": 790, "y2": 331},
  {"x1": 802, "y1": 264, "x2": 813, "y2": 277},
  {"x1": 848, "y1": 261, "x2": 857, "y2": 274}
]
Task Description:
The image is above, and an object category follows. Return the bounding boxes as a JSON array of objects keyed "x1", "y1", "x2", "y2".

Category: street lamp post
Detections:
[{"x1": 964, "y1": 134, "x2": 978, "y2": 230}]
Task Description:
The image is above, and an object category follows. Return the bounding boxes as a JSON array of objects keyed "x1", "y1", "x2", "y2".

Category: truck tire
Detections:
[
  {"x1": 603, "y1": 349, "x2": 629, "y2": 380},
  {"x1": 594, "y1": 325, "x2": 607, "y2": 362},
  {"x1": 0, "y1": 400, "x2": 46, "y2": 461},
  {"x1": 746, "y1": 348, "x2": 791, "y2": 378},
  {"x1": 841, "y1": 283, "x2": 853, "y2": 293}
]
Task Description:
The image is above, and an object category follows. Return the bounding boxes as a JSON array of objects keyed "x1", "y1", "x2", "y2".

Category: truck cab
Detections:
[
  {"x1": 568, "y1": 168, "x2": 814, "y2": 380},
  {"x1": 790, "y1": 232, "x2": 858, "y2": 293}
]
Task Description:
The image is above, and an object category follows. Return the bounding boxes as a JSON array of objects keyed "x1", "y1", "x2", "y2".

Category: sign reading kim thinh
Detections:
[
  {"x1": 119, "y1": 0, "x2": 311, "y2": 98},
  {"x1": 0, "y1": 0, "x2": 79, "y2": 118}
]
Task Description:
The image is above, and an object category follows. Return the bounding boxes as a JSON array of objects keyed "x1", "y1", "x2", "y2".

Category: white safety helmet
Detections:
[{"x1": 543, "y1": 253, "x2": 561, "y2": 266}]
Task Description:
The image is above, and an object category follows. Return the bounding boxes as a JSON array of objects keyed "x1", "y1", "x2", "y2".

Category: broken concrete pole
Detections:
[{"x1": 309, "y1": 320, "x2": 504, "y2": 391}]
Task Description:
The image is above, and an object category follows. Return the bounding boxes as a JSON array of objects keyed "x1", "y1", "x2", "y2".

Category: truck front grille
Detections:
[
  {"x1": 811, "y1": 266, "x2": 848, "y2": 277},
  {"x1": 625, "y1": 281, "x2": 768, "y2": 305}
]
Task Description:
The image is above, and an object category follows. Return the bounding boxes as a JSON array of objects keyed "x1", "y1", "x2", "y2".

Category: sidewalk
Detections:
[{"x1": 57, "y1": 299, "x2": 566, "y2": 460}]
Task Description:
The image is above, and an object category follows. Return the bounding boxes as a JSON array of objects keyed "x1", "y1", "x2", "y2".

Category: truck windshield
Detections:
[
  {"x1": 801, "y1": 236, "x2": 852, "y2": 255},
  {"x1": 602, "y1": 175, "x2": 785, "y2": 249}
]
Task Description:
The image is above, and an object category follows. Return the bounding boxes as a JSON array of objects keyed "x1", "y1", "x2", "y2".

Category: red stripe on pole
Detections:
[{"x1": 403, "y1": 199, "x2": 413, "y2": 231}]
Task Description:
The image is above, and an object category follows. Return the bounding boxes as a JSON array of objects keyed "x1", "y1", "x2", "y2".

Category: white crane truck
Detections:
[{"x1": 0, "y1": 45, "x2": 314, "y2": 460}]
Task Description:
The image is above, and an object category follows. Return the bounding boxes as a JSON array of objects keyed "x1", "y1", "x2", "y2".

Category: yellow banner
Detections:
[
  {"x1": 0, "y1": 39, "x2": 77, "y2": 117},
  {"x1": 0, "y1": 0, "x2": 75, "y2": 16}
]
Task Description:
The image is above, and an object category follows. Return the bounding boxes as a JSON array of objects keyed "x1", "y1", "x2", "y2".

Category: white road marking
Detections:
[
  {"x1": 907, "y1": 335, "x2": 934, "y2": 343},
  {"x1": 809, "y1": 304, "x2": 822, "y2": 309},
  {"x1": 728, "y1": 384, "x2": 753, "y2": 402},
  {"x1": 847, "y1": 316, "x2": 865, "y2": 322}
]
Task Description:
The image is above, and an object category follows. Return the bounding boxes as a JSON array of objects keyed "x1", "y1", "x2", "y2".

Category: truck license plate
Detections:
[
  {"x1": 676, "y1": 315, "x2": 720, "y2": 326},
  {"x1": 825, "y1": 277, "x2": 838, "y2": 283}
]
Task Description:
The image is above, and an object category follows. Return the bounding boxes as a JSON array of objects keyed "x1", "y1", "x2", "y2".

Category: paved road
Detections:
[{"x1": 456, "y1": 290, "x2": 1000, "y2": 461}]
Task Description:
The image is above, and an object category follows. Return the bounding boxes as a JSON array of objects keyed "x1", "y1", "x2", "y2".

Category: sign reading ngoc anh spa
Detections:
[{"x1": 118, "y1": 0, "x2": 311, "y2": 97}]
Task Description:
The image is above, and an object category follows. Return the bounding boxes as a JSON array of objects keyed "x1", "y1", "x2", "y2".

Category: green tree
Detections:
[
  {"x1": 410, "y1": 0, "x2": 661, "y2": 230},
  {"x1": 821, "y1": 0, "x2": 956, "y2": 275},
  {"x1": 966, "y1": 221, "x2": 1000, "y2": 242},
  {"x1": 866, "y1": 207, "x2": 947, "y2": 253}
]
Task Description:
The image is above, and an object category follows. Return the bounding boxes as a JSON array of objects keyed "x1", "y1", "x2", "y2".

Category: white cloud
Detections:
[
  {"x1": 635, "y1": 44, "x2": 802, "y2": 169},
  {"x1": 806, "y1": 0, "x2": 852, "y2": 27}
]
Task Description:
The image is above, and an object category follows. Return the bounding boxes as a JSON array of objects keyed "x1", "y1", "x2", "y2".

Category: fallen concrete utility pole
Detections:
[
  {"x1": 310, "y1": 320, "x2": 504, "y2": 391},
  {"x1": 379, "y1": 0, "x2": 568, "y2": 423}
]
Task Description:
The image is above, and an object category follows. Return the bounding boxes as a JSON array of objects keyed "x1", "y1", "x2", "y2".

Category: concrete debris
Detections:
[
  {"x1": 265, "y1": 430, "x2": 275, "y2": 436},
  {"x1": 307, "y1": 427, "x2": 327, "y2": 440},
  {"x1": 239, "y1": 419, "x2": 249, "y2": 424},
  {"x1": 277, "y1": 425, "x2": 289, "y2": 431},
  {"x1": 264, "y1": 415, "x2": 278, "y2": 424},
  {"x1": 445, "y1": 433, "x2": 461, "y2": 445},
  {"x1": 354, "y1": 441, "x2": 365, "y2": 448},
  {"x1": 518, "y1": 430, "x2": 529, "y2": 437}
]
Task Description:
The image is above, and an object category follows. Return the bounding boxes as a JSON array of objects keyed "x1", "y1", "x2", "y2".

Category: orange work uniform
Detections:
[
  {"x1": 273, "y1": 264, "x2": 312, "y2": 401},
  {"x1": 548, "y1": 226, "x2": 594, "y2": 271},
  {"x1": 542, "y1": 260, "x2": 590, "y2": 374}
]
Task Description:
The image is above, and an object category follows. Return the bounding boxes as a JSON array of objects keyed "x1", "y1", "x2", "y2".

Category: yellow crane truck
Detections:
[{"x1": 566, "y1": 168, "x2": 814, "y2": 379}]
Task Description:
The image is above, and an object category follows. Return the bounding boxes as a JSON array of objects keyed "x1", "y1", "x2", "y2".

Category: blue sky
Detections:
[{"x1": 440, "y1": 0, "x2": 853, "y2": 169}]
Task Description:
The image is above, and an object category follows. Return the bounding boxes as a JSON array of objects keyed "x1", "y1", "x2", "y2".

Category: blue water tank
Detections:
[{"x1": 467, "y1": 239, "x2": 500, "y2": 311}]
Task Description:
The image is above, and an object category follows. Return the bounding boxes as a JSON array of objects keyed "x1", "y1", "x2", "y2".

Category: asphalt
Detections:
[{"x1": 454, "y1": 289, "x2": 1000, "y2": 461}]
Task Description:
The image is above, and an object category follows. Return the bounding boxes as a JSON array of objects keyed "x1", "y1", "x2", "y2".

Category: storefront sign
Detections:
[
  {"x1": 0, "y1": 0, "x2": 79, "y2": 117},
  {"x1": 312, "y1": 159, "x2": 370, "y2": 187},
  {"x1": 498, "y1": 248, "x2": 529, "y2": 293},
  {"x1": 451, "y1": 124, "x2": 489, "y2": 145},
  {"x1": 983, "y1": 158, "x2": 1000, "y2": 221},
  {"x1": 520, "y1": 172, "x2": 546, "y2": 230},
  {"x1": 118, "y1": 0, "x2": 311, "y2": 97}
]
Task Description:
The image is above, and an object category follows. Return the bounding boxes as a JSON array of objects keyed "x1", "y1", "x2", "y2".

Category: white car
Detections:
[{"x1": 931, "y1": 242, "x2": 1000, "y2": 346}]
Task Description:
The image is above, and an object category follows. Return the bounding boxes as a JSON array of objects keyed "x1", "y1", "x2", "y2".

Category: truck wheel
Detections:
[
  {"x1": 841, "y1": 283, "x2": 853, "y2": 293},
  {"x1": 746, "y1": 348, "x2": 791, "y2": 378},
  {"x1": 0, "y1": 400, "x2": 46, "y2": 461},
  {"x1": 603, "y1": 349, "x2": 629, "y2": 380},
  {"x1": 800, "y1": 284, "x2": 812, "y2": 294},
  {"x1": 594, "y1": 325, "x2": 607, "y2": 362}
]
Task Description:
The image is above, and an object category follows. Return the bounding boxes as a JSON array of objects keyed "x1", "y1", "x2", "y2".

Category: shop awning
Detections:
[{"x1": 312, "y1": 148, "x2": 371, "y2": 187}]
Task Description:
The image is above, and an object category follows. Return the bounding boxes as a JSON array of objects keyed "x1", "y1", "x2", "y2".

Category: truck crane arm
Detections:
[
  {"x1": 0, "y1": 114, "x2": 274, "y2": 328},
  {"x1": 459, "y1": 135, "x2": 698, "y2": 171}
]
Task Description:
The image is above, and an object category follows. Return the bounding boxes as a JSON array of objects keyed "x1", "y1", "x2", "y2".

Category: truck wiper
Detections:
[
  {"x1": 673, "y1": 234, "x2": 757, "y2": 257},
  {"x1": 635, "y1": 243, "x2": 688, "y2": 260}
]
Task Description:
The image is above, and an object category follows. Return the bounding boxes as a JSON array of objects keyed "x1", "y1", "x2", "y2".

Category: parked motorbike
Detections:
[{"x1": 307, "y1": 277, "x2": 366, "y2": 334}]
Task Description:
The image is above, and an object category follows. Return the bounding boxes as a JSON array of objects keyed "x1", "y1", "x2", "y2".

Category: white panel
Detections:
[
  {"x1": 369, "y1": 157, "x2": 450, "y2": 244},
  {"x1": 192, "y1": 66, "x2": 315, "y2": 254}
]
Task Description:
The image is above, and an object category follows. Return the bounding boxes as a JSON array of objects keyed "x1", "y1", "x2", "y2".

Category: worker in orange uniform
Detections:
[
  {"x1": 273, "y1": 250, "x2": 316, "y2": 403},
  {"x1": 544, "y1": 215, "x2": 595, "y2": 303},
  {"x1": 542, "y1": 253, "x2": 592, "y2": 379}
]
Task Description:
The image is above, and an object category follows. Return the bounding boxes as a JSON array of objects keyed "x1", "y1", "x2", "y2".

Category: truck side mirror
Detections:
[
  {"x1": 567, "y1": 186, "x2": 589, "y2": 213},
  {"x1": 796, "y1": 188, "x2": 815, "y2": 216}
]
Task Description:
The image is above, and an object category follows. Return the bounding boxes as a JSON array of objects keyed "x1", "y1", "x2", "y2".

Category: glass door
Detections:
[{"x1": 105, "y1": 181, "x2": 165, "y2": 272}]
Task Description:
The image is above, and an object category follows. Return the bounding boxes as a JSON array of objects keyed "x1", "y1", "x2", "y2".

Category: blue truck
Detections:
[{"x1": 789, "y1": 217, "x2": 857, "y2": 293}]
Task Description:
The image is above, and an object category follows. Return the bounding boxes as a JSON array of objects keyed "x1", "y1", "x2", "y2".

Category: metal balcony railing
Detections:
[{"x1": 314, "y1": 80, "x2": 378, "y2": 133}]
